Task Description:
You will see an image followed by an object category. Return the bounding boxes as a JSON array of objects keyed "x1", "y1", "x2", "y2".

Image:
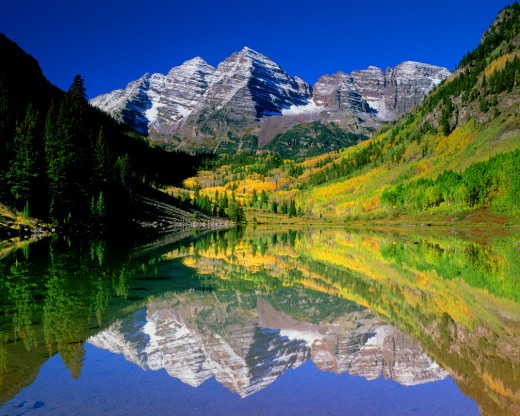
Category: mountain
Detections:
[
  {"x1": 91, "y1": 47, "x2": 313, "y2": 150},
  {"x1": 314, "y1": 61, "x2": 450, "y2": 121},
  {"x1": 0, "y1": 34, "x2": 221, "y2": 230},
  {"x1": 0, "y1": 34, "x2": 63, "y2": 184},
  {"x1": 181, "y1": 3, "x2": 520, "y2": 224},
  {"x1": 91, "y1": 57, "x2": 216, "y2": 136},
  {"x1": 282, "y1": 3, "x2": 520, "y2": 221},
  {"x1": 88, "y1": 291, "x2": 447, "y2": 397},
  {"x1": 91, "y1": 48, "x2": 449, "y2": 154}
]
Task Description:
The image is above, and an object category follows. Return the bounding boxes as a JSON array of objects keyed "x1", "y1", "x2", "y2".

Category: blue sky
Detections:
[{"x1": 1, "y1": 0, "x2": 512, "y2": 98}]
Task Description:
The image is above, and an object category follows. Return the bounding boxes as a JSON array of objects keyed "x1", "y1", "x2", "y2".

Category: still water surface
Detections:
[{"x1": 1, "y1": 227, "x2": 519, "y2": 415}]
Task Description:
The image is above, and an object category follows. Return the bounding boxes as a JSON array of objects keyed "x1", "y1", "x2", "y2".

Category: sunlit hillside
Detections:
[{"x1": 173, "y1": 3, "x2": 520, "y2": 224}]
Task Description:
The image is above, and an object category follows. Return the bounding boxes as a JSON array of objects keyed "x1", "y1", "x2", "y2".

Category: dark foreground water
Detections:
[{"x1": 1, "y1": 227, "x2": 519, "y2": 415}]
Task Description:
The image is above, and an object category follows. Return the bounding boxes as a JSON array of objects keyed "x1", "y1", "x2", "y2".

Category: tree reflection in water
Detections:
[{"x1": 0, "y1": 227, "x2": 519, "y2": 415}]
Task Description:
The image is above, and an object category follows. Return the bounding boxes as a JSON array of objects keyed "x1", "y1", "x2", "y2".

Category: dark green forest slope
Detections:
[
  {"x1": 265, "y1": 121, "x2": 367, "y2": 159},
  {"x1": 0, "y1": 34, "x2": 208, "y2": 233}
]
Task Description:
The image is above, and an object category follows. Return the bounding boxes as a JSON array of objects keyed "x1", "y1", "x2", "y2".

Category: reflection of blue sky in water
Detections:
[
  {"x1": 3, "y1": 227, "x2": 518, "y2": 415},
  {"x1": 3, "y1": 343, "x2": 478, "y2": 416}
]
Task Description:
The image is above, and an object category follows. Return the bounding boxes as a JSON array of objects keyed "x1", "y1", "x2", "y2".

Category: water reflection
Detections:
[
  {"x1": 1, "y1": 227, "x2": 519, "y2": 415},
  {"x1": 88, "y1": 290, "x2": 447, "y2": 397}
]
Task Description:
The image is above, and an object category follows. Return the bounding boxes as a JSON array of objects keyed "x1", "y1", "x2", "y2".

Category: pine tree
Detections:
[
  {"x1": 259, "y1": 190, "x2": 268, "y2": 208},
  {"x1": 114, "y1": 154, "x2": 132, "y2": 190},
  {"x1": 288, "y1": 199, "x2": 297, "y2": 218},
  {"x1": 93, "y1": 127, "x2": 110, "y2": 184},
  {"x1": 5, "y1": 103, "x2": 38, "y2": 211},
  {"x1": 221, "y1": 193, "x2": 229, "y2": 209},
  {"x1": 228, "y1": 200, "x2": 239, "y2": 222},
  {"x1": 45, "y1": 100, "x2": 73, "y2": 221},
  {"x1": 0, "y1": 73, "x2": 11, "y2": 178},
  {"x1": 439, "y1": 97, "x2": 453, "y2": 136},
  {"x1": 45, "y1": 75, "x2": 93, "y2": 223}
]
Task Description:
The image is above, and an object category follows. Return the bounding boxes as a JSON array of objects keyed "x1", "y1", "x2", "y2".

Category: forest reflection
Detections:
[{"x1": 0, "y1": 227, "x2": 519, "y2": 415}]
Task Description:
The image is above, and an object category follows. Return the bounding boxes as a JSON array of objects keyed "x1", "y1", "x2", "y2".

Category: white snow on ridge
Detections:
[
  {"x1": 366, "y1": 98, "x2": 393, "y2": 121},
  {"x1": 281, "y1": 99, "x2": 323, "y2": 116},
  {"x1": 144, "y1": 102, "x2": 163, "y2": 126},
  {"x1": 280, "y1": 328, "x2": 322, "y2": 347},
  {"x1": 364, "y1": 325, "x2": 393, "y2": 346}
]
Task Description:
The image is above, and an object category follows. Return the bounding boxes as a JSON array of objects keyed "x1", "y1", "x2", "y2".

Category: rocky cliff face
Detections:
[
  {"x1": 313, "y1": 71, "x2": 371, "y2": 114},
  {"x1": 199, "y1": 47, "x2": 311, "y2": 120},
  {"x1": 90, "y1": 49, "x2": 450, "y2": 152},
  {"x1": 88, "y1": 291, "x2": 447, "y2": 397},
  {"x1": 90, "y1": 57, "x2": 215, "y2": 135},
  {"x1": 91, "y1": 48, "x2": 312, "y2": 138},
  {"x1": 315, "y1": 61, "x2": 451, "y2": 122}
]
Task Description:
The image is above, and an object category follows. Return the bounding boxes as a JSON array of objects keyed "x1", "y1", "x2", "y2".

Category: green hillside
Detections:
[
  {"x1": 178, "y1": 2, "x2": 520, "y2": 225},
  {"x1": 264, "y1": 121, "x2": 367, "y2": 159},
  {"x1": 0, "y1": 35, "x2": 211, "y2": 234}
]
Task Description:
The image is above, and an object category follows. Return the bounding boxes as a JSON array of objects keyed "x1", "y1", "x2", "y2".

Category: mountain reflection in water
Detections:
[
  {"x1": 88, "y1": 291, "x2": 446, "y2": 397},
  {"x1": 1, "y1": 227, "x2": 519, "y2": 415}
]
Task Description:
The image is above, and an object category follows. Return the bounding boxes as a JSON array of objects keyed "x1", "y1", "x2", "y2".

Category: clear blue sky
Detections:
[{"x1": 1, "y1": 0, "x2": 512, "y2": 98}]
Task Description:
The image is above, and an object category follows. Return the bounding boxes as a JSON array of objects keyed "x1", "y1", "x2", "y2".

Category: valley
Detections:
[{"x1": 0, "y1": 3, "x2": 519, "y2": 415}]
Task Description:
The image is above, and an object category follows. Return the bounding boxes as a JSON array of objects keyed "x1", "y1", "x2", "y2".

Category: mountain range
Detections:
[{"x1": 91, "y1": 48, "x2": 450, "y2": 153}]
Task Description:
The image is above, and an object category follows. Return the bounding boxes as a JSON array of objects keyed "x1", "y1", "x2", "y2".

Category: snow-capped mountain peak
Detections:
[{"x1": 90, "y1": 48, "x2": 450, "y2": 149}]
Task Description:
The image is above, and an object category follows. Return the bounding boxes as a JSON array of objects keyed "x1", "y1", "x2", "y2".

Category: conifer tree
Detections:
[
  {"x1": 45, "y1": 75, "x2": 93, "y2": 223},
  {"x1": 221, "y1": 193, "x2": 229, "y2": 209},
  {"x1": 288, "y1": 199, "x2": 297, "y2": 218},
  {"x1": 228, "y1": 200, "x2": 238, "y2": 222},
  {"x1": 5, "y1": 103, "x2": 38, "y2": 211},
  {"x1": 114, "y1": 154, "x2": 132, "y2": 190},
  {"x1": 259, "y1": 190, "x2": 268, "y2": 208},
  {"x1": 93, "y1": 127, "x2": 110, "y2": 184}
]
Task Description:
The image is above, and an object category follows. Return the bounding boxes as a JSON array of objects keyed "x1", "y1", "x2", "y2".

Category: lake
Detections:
[{"x1": 1, "y1": 226, "x2": 519, "y2": 415}]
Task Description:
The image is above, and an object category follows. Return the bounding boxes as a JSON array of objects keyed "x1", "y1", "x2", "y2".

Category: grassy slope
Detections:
[
  {"x1": 298, "y1": 114, "x2": 519, "y2": 222},
  {"x1": 179, "y1": 109, "x2": 519, "y2": 226}
]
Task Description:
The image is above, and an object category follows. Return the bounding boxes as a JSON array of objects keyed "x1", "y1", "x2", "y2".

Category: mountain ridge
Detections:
[{"x1": 91, "y1": 47, "x2": 450, "y2": 153}]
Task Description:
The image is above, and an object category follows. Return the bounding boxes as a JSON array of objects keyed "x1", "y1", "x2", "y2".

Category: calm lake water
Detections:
[{"x1": 1, "y1": 227, "x2": 519, "y2": 415}]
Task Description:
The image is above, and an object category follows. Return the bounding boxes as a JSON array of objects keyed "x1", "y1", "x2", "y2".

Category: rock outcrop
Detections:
[{"x1": 90, "y1": 57, "x2": 215, "y2": 134}]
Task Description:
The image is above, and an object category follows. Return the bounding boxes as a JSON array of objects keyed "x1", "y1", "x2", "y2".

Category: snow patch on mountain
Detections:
[
  {"x1": 366, "y1": 98, "x2": 393, "y2": 121},
  {"x1": 279, "y1": 328, "x2": 322, "y2": 346},
  {"x1": 282, "y1": 99, "x2": 323, "y2": 116}
]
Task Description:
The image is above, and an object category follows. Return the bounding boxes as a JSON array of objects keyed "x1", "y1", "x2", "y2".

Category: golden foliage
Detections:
[
  {"x1": 484, "y1": 52, "x2": 519, "y2": 78},
  {"x1": 482, "y1": 371, "x2": 520, "y2": 400},
  {"x1": 183, "y1": 177, "x2": 199, "y2": 189}
]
